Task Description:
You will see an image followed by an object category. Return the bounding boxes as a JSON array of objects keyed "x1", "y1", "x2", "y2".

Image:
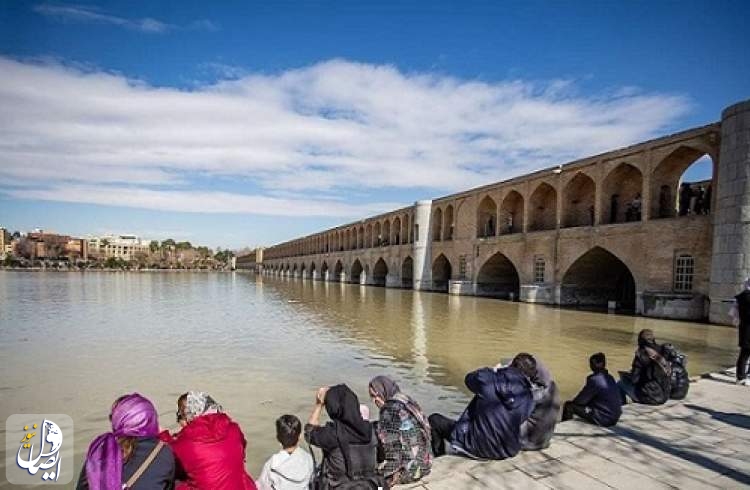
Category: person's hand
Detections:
[
  {"x1": 493, "y1": 362, "x2": 504, "y2": 372},
  {"x1": 316, "y1": 386, "x2": 329, "y2": 405}
]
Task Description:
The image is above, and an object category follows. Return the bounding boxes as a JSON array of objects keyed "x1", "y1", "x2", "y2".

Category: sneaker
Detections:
[{"x1": 738, "y1": 378, "x2": 750, "y2": 386}]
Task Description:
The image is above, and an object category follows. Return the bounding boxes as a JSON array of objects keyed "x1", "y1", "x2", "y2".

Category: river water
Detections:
[{"x1": 0, "y1": 270, "x2": 739, "y2": 483}]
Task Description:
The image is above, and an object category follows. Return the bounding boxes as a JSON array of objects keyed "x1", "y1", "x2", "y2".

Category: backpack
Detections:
[{"x1": 661, "y1": 343, "x2": 689, "y2": 400}]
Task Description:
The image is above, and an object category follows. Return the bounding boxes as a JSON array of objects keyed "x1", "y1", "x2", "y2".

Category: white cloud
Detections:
[
  {"x1": 33, "y1": 4, "x2": 217, "y2": 33},
  {"x1": 0, "y1": 56, "x2": 691, "y2": 219}
]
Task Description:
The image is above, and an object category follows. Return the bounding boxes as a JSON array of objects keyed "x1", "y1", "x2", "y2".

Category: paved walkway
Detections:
[{"x1": 403, "y1": 372, "x2": 749, "y2": 489}]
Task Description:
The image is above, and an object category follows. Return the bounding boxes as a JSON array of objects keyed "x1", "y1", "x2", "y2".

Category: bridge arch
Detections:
[
  {"x1": 350, "y1": 259, "x2": 364, "y2": 283},
  {"x1": 475, "y1": 252, "x2": 520, "y2": 299},
  {"x1": 321, "y1": 261, "x2": 328, "y2": 279},
  {"x1": 372, "y1": 258, "x2": 388, "y2": 287},
  {"x1": 310, "y1": 262, "x2": 316, "y2": 278},
  {"x1": 477, "y1": 195, "x2": 497, "y2": 238},
  {"x1": 563, "y1": 173, "x2": 596, "y2": 228},
  {"x1": 500, "y1": 190, "x2": 524, "y2": 234},
  {"x1": 383, "y1": 220, "x2": 391, "y2": 246},
  {"x1": 529, "y1": 182, "x2": 557, "y2": 231},
  {"x1": 560, "y1": 246, "x2": 636, "y2": 310},
  {"x1": 401, "y1": 256, "x2": 414, "y2": 288},
  {"x1": 650, "y1": 146, "x2": 715, "y2": 219},
  {"x1": 393, "y1": 217, "x2": 402, "y2": 244},
  {"x1": 601, "y1": 163, "x2": 642, "y2": 224},
  {"x1": 334, "y1": 260, "x2": 344, "y2": 279},
  {"x1": 432, "y1": 254, "x2": 452, "y2": 292}
]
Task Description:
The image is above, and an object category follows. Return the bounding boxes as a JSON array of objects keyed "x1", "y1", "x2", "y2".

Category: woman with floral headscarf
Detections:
[
  {"x1": 368, "y1": 376, "x2": 431, "y2": 486},
  {"x1": 77, "y1": 393, "x2": 175, "y2": 490},
  {"x1": 160, "y1": 391, "x2": 257, "y2": 490}
]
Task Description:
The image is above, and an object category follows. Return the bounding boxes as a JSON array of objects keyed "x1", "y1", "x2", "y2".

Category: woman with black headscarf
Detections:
[{"x1": 305, "y1": 385, "x2": 384, "y2": 489}]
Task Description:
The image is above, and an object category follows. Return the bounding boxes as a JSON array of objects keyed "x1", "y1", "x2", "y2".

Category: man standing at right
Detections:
[{"x1": 730, "y1": 278, "x2": 750, "y2": 385}]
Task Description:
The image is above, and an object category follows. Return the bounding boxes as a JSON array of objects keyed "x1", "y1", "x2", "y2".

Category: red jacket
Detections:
[{"x1": 161, "y1": 413, "x2": 257, "y2": 490}]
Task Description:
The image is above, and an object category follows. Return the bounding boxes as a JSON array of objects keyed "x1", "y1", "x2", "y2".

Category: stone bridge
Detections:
[{"x1": 259, "y1": 100, "x2": 750, "y2": 324}]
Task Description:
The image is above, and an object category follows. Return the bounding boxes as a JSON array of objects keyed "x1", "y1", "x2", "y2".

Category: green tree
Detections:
[
  {"x1": 149, "y1": 240, "x2": 160, "y2": 253},
  {"x1": 175, "y1": 241, "x2": 193, "y2": 250},
  {"x1": 161, "y1": 238, "x2": 176, "y2": 248}
]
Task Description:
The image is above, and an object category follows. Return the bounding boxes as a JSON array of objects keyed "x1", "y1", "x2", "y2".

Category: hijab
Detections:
[
  {"x1": 84, "y1": 393, "x2": 160, "y2": 490},
  {"x1": 323, "y1": 384, "x2": 372, "y2": 476},
  {"x1": 183, "y1": 391, "x2": 223, "y2": 422}
]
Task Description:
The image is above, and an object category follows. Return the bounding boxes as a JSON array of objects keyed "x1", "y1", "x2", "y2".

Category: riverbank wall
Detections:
[{"x1": 404, "y1": 372, "x2": 749, "y2": 489}]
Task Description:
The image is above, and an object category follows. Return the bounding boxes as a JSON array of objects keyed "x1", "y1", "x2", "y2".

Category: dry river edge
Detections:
[{"x1": 400, "y1": 369, "x2": 749, "y2": 489}]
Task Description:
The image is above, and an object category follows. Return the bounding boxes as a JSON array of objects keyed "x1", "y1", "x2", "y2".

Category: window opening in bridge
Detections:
[
  {"x1": 651, "y1": 148, "x2": 714, "y2": 220},
  {"x1": 534, "y1": 256, "x2": 546, "y2": 284},
  {"x1": 477, "y1": 196, "x2": 497, "y2": 238},
  {"x1": 500, "y1": 191, "x2": 524, "y2": 234},
  {"x1": 563, "y1": 173, "x2": 595, "y2": 228},
  {"x1": 414, "y1": 224, "x2": 419, "y2": 242},
  {"x1": 433, "y1": 208, "x2": 443, "y2": 241},
  {"x1": 445, "y1": 205, "x2": 455, "y2": 240},
  {"x1": 529, "y1": 183, "x2": 557, "y2": 231},
  {"x1": 602, "y1": 163, "x2": 642, "y2": 224},
  {"x1": 674, "y1": 254, "x2": 694, "y2": 292}
]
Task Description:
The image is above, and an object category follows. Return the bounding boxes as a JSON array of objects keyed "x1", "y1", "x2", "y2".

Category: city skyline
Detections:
[{"x1": 0, "y1": 1, "x2": 748, "y2": 248}]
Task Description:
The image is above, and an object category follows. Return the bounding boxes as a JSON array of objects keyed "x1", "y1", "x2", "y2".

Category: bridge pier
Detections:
[
  {"x1": 338, "y1": 272, "x2": 347, "y2": 283},
  {"x1": 312, "y1": 270, "x2": 320, "y2": 281},
  {"x1": 448, "y1": 279, "x2": 473, "y2": 295},
  {"x1": 710, "y1": 100, "x2": 750, "y2": 324},
  {"x1": 385, "y1": 273, "x2": 400, "y2": 288}
]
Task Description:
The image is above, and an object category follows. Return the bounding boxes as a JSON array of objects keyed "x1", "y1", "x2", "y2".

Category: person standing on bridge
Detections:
[{"x1": 730, "y1": 277, "x2": 750, "y2": 385}]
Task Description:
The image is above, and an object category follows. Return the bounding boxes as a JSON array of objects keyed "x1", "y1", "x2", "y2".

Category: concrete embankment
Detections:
[{"x1": 403, "y1": 372, "x2": 749, "y2": 489}]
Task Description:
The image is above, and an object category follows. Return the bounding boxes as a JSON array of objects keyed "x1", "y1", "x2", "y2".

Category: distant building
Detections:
[
  {"x1": 0, "y1": 228, "x2": 11, "y2": 257},
  {"x1": 235, "y1": 247, "x2": 263, "y2": 272},
  {"x1": 87, "y1": 234, "x2": 150, "y2": 261},
  {"x1": 24, "y1": 231, "x2": 88, "y2": 261}
]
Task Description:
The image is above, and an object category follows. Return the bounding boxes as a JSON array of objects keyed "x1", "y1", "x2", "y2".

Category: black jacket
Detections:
[
  {"x1": 77, "y1": 437, "x2": 175, "y2": 490},
  {"x1": 630, "y1": 344, "x2": 672, "y2": 405},
  {"x1": 737, "y1": 290, "x2": 750, "y2": 348},
  {"x1": 571, "y1": 370, "x2": 622, "y2": 427}
]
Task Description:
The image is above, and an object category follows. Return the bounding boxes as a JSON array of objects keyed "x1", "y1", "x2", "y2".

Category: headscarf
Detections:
[
  {"x1": 368, "y1": 375, "x2": 400, "y2": 401},
  {"x1": 637, "y1": 329, "x2": 656, "y2": 347},
  {"x1": 323, "y1": 384, "x2": 371, "y2": 475},
  {"x1": 84, "y1": 393, "x2": 160, "y2": 490},
  {"x1": 368, "y1": 375, "x2": 431, "y2": 442},
  {"x1": 184, "y1": 391, "x2": 223, "y2": 422}
]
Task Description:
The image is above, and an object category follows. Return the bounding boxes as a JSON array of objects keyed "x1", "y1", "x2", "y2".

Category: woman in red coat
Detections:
[{"x1": 161, "y1": 391, "x2": 257, "y2": 490}]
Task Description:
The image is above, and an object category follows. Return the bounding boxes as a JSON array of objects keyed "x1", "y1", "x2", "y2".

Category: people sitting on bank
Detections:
[
  {"x1": 618, "y1": 329, "x2": 672, "y2": 405},
  {"x1": 78, "y1": 393, "x2": 175, "y2": 490},
  {"x1": 562, "y1": 353, "x2": 622, "y2": 427},
  {"x1": 368, "y1": 375, "x2": 432, "y2": 486},
  {"x1": 257, "y1": 415, "x2": 313, "y2": 490},
  {"x1": 731, "y1": 277, "x2": 750, "y2": 385},
  {"x1": 305, "y1": 384, "x2": 384, "y2": 489},
  {"x1": 428, "y1": 353, "x2": 535, "y2": 460},
  {"x1": 161, "y1": 391, "x2": 257, "y2": 490},
  {"x1": 518, "y1": 356, "x2": 560, "y2": 450}
]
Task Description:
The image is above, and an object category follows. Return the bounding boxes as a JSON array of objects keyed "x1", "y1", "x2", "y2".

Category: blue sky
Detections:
[{"x1": 0, "y1": 1, "x2": 748, "y2": 249}]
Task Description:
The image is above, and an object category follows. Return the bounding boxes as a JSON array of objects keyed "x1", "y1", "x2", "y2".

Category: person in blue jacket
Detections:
[
  {"x1": 562, "y1": 352, "x2": 622, "y2": 427},
  {"x1": 428, "y1": 353, "x2": 536, "y2": 460}
]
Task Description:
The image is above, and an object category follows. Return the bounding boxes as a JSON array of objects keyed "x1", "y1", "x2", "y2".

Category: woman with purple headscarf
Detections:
[{"x1": 77, "y1": 393, "x2": 175, "y2": 490}]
